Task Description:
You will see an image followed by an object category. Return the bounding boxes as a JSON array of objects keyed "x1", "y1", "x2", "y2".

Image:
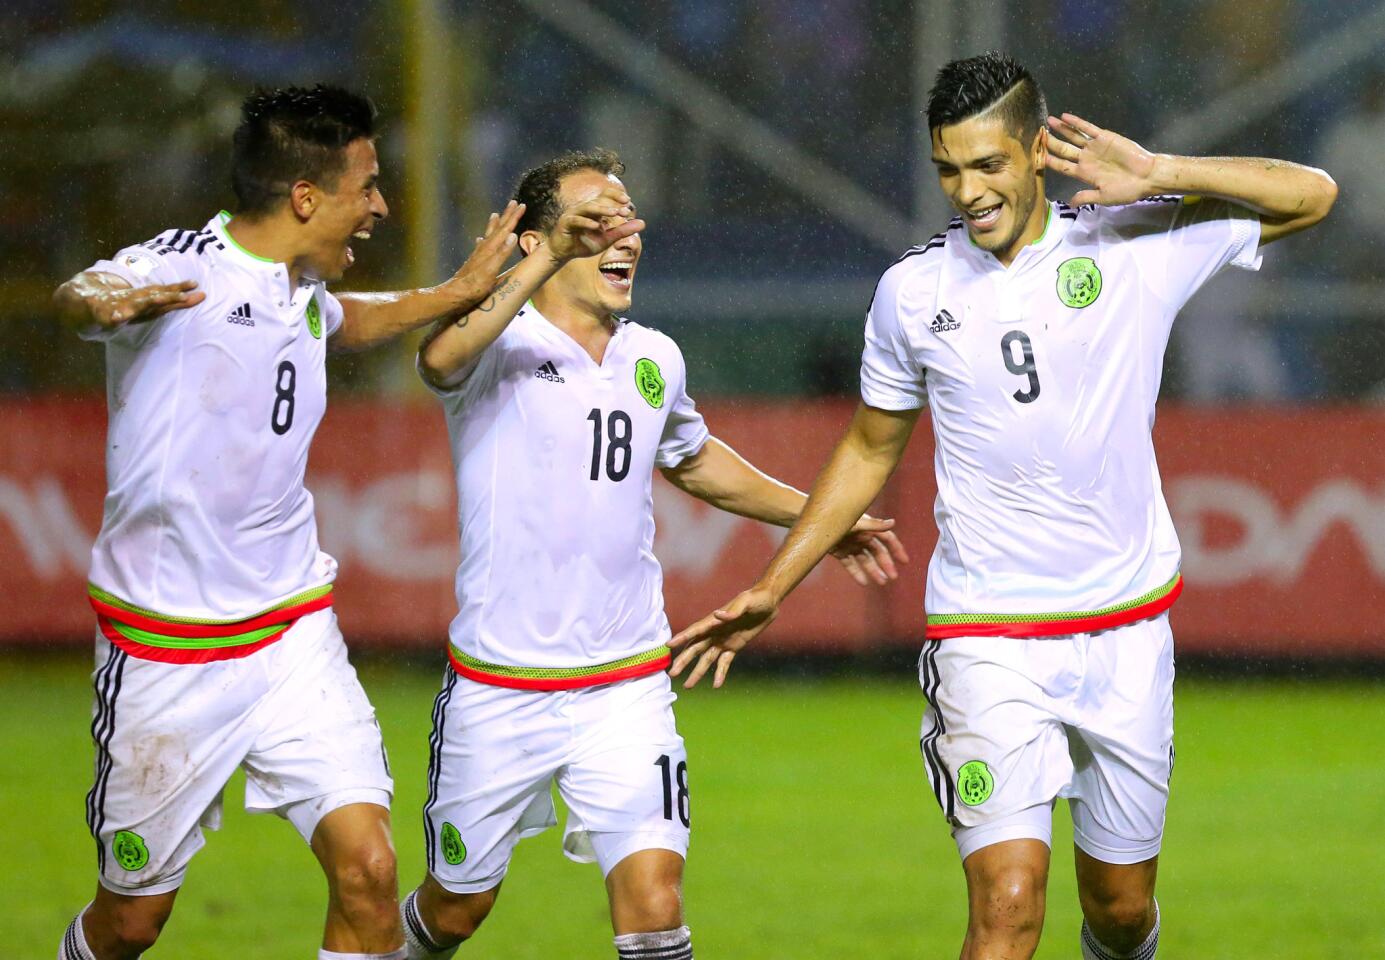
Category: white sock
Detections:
[
  {"x1": 58, "y1": 905, "x2": 96, "y2": 960},
  {"x1": 614, "y1": 926, "x2": 693, "y2": 960},
  {"x1": 399, "y1": 890, "x2": 459, "y2": 959},
  {"x1": 318, "y1": 950, "x2": 407, "y2": 960},
  {"x1": 1081, "y1": 900, "x2": 1159, "y2": 960}
]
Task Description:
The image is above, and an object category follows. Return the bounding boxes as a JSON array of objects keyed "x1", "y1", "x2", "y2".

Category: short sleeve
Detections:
[
  {"x1": 859, "y1": 265, "x2": 927, "y2": 410},
  {"x1": 655, "y1": 349, "x2": 709, "y2": 469},
  {"x1": 80, "y1": 244, "x2": 195, "y2": 344},
  {"x1": 1104, "y1": 197, "x2": 1262, "y2": 312},
  {"x1": 319, "y1": 287, "x2": 345, "y2": 339},
  {"x1": 417, "y1": 329, "x2": 507, "y2": 399}
]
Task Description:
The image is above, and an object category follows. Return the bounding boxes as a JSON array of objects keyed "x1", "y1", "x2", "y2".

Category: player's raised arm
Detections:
[
  {"x1": 330, "y1": 201, "x2": 525, "y2": 352},
  {"x1": 668, "y1": 403, "x2": 919, "y2": 689},
  {"x1": 1044, "y1": 112, "x2": 1337, "y2": 244},
  {"x1": 417, "y1": 186, "x2": 644, "y2": 386},
  {"x1": 659, "y1": 436, "x2": 909, "y2": 587},
  {"x1": 53, "y1": 272, "x2": 205, "y2": 336}
]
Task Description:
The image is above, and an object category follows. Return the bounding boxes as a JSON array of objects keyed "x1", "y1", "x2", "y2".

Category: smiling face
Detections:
[
  {"x1": 932, "y1": 115, "x2": 1048, "y2": 264},
  {"x1": 299, "y1": 137, "x2": 388, "y2": 281},
  {"x1": 535, "y1": 168, "x2": 642, "y2": 318}
]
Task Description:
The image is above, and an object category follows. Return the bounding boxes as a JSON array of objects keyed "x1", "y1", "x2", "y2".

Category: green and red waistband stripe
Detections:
[
  {"x1": 924, "y1": 572, "x2": 1183, "y2": 640},
  {"x1": 448, "y1": 643, "x2": 671, "y2": 691},
  {"x1": 88, "y1": 584, "x2": 334, "y2": 664}
]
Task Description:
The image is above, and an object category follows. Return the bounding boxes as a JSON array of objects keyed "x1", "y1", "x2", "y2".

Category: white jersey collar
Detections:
[{"x1": 961, "y1": 201, "x2": 1072, "y2": 271}]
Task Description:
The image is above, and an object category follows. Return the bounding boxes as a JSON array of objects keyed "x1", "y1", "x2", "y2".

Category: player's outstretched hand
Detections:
[
  {"x1": 83, "y1": 280, "x2": 206, "y2": 330},
  {"x1": 1044, "y1": 113, "x2": 1158, "y2": 207},
  {"x1": 546, "y1": 187, "x2": 646, "y2": 261},
  {"x1": 449, "y1": 200, "x2": 526, "y2": 310},
  {"x1": 829, "y1": 515, "x2": 910, "y2": 586},
  {"x1": 668, "y1": 587, "x2": 779, "y2": 689}
]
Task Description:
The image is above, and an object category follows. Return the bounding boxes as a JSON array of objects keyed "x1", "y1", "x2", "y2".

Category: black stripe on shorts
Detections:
[{"x1": 422, "y1": 668, "x2": 458, "y2": 872}]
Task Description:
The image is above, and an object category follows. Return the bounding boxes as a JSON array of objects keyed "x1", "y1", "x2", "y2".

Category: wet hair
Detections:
[
  {"x1": 927, "y1": 52, "x2": 1047, "y2": 143},
  {"x1": 512, "y1": 148, "x2": 625, "y2": 235},
  {"x1": 231, "y1": 84, "x2": 377, "y2": 215}
]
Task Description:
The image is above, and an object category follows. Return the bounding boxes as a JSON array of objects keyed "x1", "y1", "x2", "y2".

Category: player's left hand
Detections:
[
  {"x1": 828, "y1": 515, "x2": 909, "y2": 586},
  {"x1": 1044, "y1": 113, "x2": 1158, "y2": 207},
  {"x1": 447, "y1": 200, "x2": 526, "y2": 310},
  {"x1": 668, "y1": 586, "x2": 779, "y2": 689}
]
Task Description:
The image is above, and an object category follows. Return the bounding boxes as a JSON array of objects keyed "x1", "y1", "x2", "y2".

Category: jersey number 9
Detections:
[{"x1": 1000, "y1": 331, "x2": 1041, "y2": 404}]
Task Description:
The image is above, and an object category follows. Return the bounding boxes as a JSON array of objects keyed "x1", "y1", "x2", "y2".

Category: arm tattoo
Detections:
[{"x1": 476, "y1": 276, "x2": 521, "y2": 313}]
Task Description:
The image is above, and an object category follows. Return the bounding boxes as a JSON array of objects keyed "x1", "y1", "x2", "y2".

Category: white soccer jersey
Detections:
[
  {"x1": 82, "y1": 212, "x2": 343, "y2": 629},
  {"x1": 427, "y1": 303, "x2": 709, "y2": 687},
  {"x1": 861, "y1": 197, "x2": 1261, "y2": 638}
]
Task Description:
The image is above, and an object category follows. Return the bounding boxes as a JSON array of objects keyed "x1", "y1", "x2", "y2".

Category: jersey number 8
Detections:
[{"x1": 271, "y1": 361, "x2": 296, "y2": 435}]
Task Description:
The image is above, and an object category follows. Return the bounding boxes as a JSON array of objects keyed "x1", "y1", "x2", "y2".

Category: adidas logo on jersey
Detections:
[
  {"x1": 930, "y1": 309, "x2": 961, "y2": 333},
  {"x1": 226, "y1": 303, "x2": 254, "y2": 327},
  {"x1": 534, "y1": 361, "x2": 565, "y2": 383}
]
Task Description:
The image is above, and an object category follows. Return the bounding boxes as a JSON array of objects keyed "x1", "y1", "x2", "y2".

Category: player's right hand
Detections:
[
  {"x1": 546, "y1": 187, "x2": 645, "y2": 261},
  {"x1": 448, "y1": 200, "x2": 526, "y2": 309},
  {"x1": 668, "y1": 586, "x2": 779, "y2": 689},
  {"x1": 86, "y1": 280, "x2": 205, "y2": 329}
]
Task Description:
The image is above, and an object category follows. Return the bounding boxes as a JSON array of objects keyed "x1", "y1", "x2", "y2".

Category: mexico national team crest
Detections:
[
  {"x1": 957, "y1": 760, "x2": 994, "y2": 807},
  {"x1": 634, "y1": 358, "x2": 665, "y2": 409},
  {"x1": 305, "y1": 296, "x2": 323, "y2": 339},
  {"x1": 440, "y1": 821, "x2": 467, "y2": 865},
  {"x1": 1056, "y1": 257, "x2": 1102, "y2": 308},
  {"x1": 112, "y1": 830, "x2": 150, "y2": 871}
]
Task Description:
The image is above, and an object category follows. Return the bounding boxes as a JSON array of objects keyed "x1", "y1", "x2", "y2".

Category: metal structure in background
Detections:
[
  {"x1": 913, "y1": 0, "x2": 1006, "y2": 234},
  {"x1": 1155, "y1": 0, "x2": 1385, "y2": 153},
  {"x1": 513, "y1": 0, "x2": 919, "y2": 254},
  {"x1": 402, "y1": 0, "x2": 450, "y2": 289}
]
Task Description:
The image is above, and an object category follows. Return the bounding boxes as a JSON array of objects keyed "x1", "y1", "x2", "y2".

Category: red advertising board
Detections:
[{"x1": 2, "y1": 396, "x2": 1382, "y2": 656}]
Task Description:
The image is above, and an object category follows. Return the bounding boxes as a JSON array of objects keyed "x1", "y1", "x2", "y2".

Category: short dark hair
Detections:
[
  {"x1": 927, "y1": 52, "x2": 1046, "y2": 142},
  {"x1": 231, "y1": 84, "x2": 377, "y2": 215},
  {"x1": 513, "y1": 149, "x2": 625, "y2": 235}
]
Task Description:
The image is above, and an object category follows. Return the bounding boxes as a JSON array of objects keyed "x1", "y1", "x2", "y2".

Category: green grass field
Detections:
[{"x1": 7, "y1": 654, "x2": 1384, "y2": 958}]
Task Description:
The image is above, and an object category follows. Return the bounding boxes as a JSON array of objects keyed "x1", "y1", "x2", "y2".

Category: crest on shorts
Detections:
[
  {"x1": 305, "y1": 296, "x2": 323, "y2": 339},
  {"x1": 440, "y1": 821, "x2": 467, "y2": 865},
  {"x1": 112, "y1": 830, "x2": 150, "y2": 871},
  {"x1": 1056, "y1": 257, "x2": 1102, "y2": 308},
  {"x1": 634, "y1": 358, "x2": 665, "y2": 409},
  {"x1": 957, "y1": 760, "x2": 995, "y2": 807}
]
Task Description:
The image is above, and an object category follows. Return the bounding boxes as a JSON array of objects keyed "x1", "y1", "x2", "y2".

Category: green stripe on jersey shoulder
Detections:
[
  {"x1": 926, "y1": 572, "x2": 1182, "y2": 626},
  {"x1": 450, "y1": 644, "x2": 670, "y2": 680}
]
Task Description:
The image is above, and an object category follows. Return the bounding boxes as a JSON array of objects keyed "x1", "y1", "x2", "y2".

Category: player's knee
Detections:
[
  {"x1": 432, "y1": 881, "x2": 504, "y2": 936},
  {"x1": 105, "y1": 901, "x2": 171, "y2": 955},
  {"x1": 970, "y1": 865, "x2": 1045, "y2": 934},
  {"x1": 620, "y1": 880, "x2": 684, "y2": 932},
  {"x1": 1081, "y1": 890, "x2": 1154, "y2": 952},
  {"x1": 330, "y1": 845, "x2": 399, "y2": 915}
]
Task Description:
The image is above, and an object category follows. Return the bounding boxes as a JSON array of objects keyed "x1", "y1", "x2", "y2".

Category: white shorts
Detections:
[
  {"x1": 919, "y1": 613, "x2": 1175, "y2": 865},
  {"x1": 423, "y1": 669, "x2": 689, "y2": 894},
  {"x1": 87, "y1": 608, "x2": 393, "y2": 896}
]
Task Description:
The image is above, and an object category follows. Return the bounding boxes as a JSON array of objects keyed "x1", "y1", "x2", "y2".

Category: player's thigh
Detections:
[
  {"x1": 919, "y1": 638, "x2": 1074, "y2": 837},
  {"x1": 423, "y1": 671, "x2": 569, "y2": 893},
  {"x1": 1067, "y1": 616, "x2": 1175, "y2": 863},
  {"x1": 243, "y1": 610, "x2": 393, "y2": 840},
  {"x1": 558, "y1": 672, "x2": 690, "y2": 876},
  {"x1": 87, "y1": 637, "x2": 264, "y2": 896},
  {"x1": 309, "y1": 800, "x2": 397, "y2": 897}
]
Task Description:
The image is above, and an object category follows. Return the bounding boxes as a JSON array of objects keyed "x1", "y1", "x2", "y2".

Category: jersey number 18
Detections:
[{"x1": 587, "y1": 408, "x2": 632, "y2": 481}]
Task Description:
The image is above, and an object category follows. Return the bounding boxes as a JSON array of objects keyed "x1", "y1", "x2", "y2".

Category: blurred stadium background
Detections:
[{"x1": 3, "y1": 1, "x2": 1383, "y2": 957}]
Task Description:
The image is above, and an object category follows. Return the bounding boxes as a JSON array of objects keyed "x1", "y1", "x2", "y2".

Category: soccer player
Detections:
[
  {"x1": 398, "y1": 149, "x2": 908, "y2": 960},
  {"x1": 669, "y1": 53, "x2": 1336, "y2": 960},
  {"x1": 51, "y1": 86, "x2": 527, "y2": 960}
]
